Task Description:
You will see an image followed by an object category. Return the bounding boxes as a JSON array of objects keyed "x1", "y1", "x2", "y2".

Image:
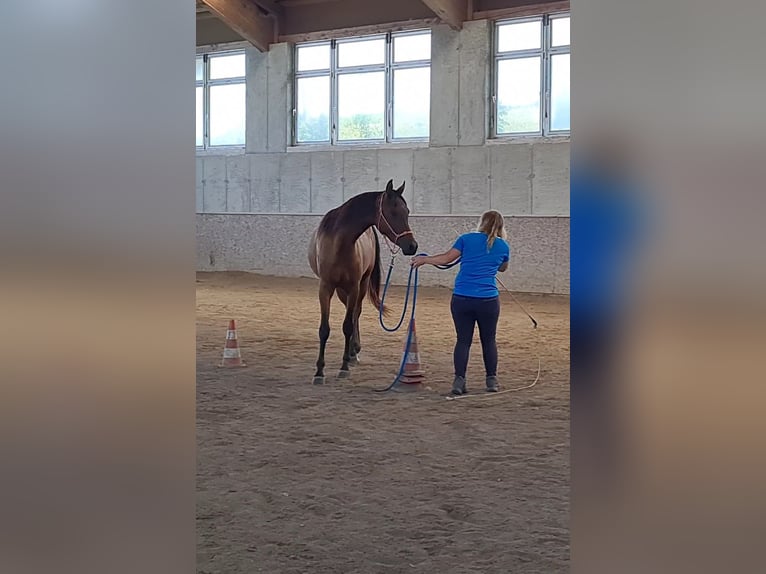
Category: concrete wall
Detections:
[
  {"x1": 197, "y1": 214, "x2": 569, "y2": 294},
  {"x1": 196, "y1": 20, "x2": 570, "y2": 293},
  {"x1": 196, "y1": 142, "x2": 568, "y2": 216}
]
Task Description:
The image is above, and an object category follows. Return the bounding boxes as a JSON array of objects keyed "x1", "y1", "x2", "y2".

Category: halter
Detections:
[{"x1": 377, "y1": 192, "x2": 414, "y2": 255}]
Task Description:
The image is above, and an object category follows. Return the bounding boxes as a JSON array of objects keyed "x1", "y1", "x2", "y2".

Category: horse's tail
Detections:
[{"x1": 368, "y1": 231, "x2": 389, "y2": 316}]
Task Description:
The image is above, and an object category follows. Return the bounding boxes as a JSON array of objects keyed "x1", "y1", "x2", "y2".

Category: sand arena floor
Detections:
[{"x1": 197, "y1": 272, "x2": 570, "y2": 573}]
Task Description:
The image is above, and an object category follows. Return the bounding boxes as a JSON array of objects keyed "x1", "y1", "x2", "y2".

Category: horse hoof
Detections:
[
  {"x1": 349, "y1": 356, "x2": 360, "y2": 366},
  {"x1": 337, "y1": 369, "x2": 351, "y2": 379},
  {"x1": 312, "y1": 376, "x2": 325, "y2": 385}
]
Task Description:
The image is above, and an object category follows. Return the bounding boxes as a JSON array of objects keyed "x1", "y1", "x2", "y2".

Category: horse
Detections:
[{"x1": 308, "y1": 179, "x2": 418, "y2": 385}]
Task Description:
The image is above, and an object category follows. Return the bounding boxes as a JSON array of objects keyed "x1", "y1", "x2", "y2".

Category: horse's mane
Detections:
[
  {"x1": 317, "y1": 206, "x2": 342, "y2": 234},
  {"x1": 318, "y1": 191, "x2": 378, "y2": 235}
]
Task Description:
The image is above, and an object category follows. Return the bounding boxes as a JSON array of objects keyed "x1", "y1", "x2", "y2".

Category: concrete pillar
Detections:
[
  {"x1": 430, "y1": 21, "x2": 490, "y2": 147},
  {"x1": 267, "y1": 43, "x2": 292, "y2": 152},
  {"x1": 429, "y1": 25, "x2": 460, "y2": 147},
  {"x1": 246, "y1": 43, "x2": 292, "y2": 153},
  {"x1": 245, "y1": 48, "x2": 268, "y2": 152},
  {"x1": 458, "y1": 20, "x2": 489, "y2": 146}
]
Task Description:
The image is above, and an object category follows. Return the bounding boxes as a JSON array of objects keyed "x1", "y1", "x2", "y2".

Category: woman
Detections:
[{"x1": 411, "y1": 211, "x2": 510, "y2": 395}]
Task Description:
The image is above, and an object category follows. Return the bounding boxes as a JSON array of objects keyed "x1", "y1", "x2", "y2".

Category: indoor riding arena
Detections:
[{"x1": 196, "y1": 1, "x2": 570, "y2": 572}]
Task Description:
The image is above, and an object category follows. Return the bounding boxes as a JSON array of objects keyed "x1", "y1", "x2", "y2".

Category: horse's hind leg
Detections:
[
  {"x1": 346, "y1": 306, "x2": 361, "y2": 367},
  {"x1": 351, "y1": 305, "x2": 362, "y2": 365},
  {"x1": 337, "y1": 289, "x2": 359, "y2": 367},
  {"x1": 313, "y1": 280, "x2": 334, "y2": 385},
  {"x1": 338, "y1": 284, "x2": 359, "y2": 379},
  {"x1": 351, "y1": 277, "x2": 368, "y2": 364}
]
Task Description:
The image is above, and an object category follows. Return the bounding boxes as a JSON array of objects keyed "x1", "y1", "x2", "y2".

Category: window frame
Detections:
[
  {"x1": 196, "y1": 47, "x2": 247, "y2": 150},
  {"x1": 492, "y1": 12, "x2": 570, "y2": 139},
  {"x1": 292, "y1": 29, "x2": 432, "y2": 146}
]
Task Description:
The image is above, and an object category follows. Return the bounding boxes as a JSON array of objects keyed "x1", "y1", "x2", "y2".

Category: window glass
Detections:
[
  {"x1": 337, "y1": 72, "x2": 386, "y2": 140},
  {"x1": 296, "y1": 76, "x2": 331, "y2": 142},
  {"x1": 496, "y1": 57, "x2": 541, "y2": 134},
  {"x1": 393, "y1": 33, "x2": 431, "y2": 63},
  {"x1": 550, "y1": 53, "x2": 570, "y2": 131},
  {"x1": 551, "y1": 17, "x2": 570, "y2": 47},
  {"x1": 393, "y1": 67, "x2": 430, "y2": 139},
  {"x1": 209, "y1": 83, "x2": 246, "y2": 145},
  {"x1": 338, "y1": 38, "x2": 385, "y2": 68},
  {"x1": 497, "y1": 20, "x2": 542, "y2": 52},
  {"x1": 196, "y1": 86, "x2": 203, "y2": 146},
  {"x1": 297, "y1": 44, "x2": 330, "y2": 71},
  {"x1": 209, "y1": 53, "x2": 245, "y2": 79}
]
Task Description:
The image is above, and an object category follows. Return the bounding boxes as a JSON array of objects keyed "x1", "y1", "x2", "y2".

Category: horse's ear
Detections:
[
  {"x1": 385, "y1": 179, "x2": 394, "y2": 193},
  {"x1": 396, "y1": 181, "x2": 405, "y2": 194}
]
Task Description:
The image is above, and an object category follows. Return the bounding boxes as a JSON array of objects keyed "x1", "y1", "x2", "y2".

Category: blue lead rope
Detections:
[
  {"x1": 375, "y1": 254, "x2": 460, "y2": 392},
  {"x1": 378, "y1": 258, "x2": 415, "y2": 333}
]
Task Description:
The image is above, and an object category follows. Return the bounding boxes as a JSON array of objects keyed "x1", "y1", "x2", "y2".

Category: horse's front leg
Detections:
[{"x1": 338, "y1": 285, "x2": 359, "y2": 379}]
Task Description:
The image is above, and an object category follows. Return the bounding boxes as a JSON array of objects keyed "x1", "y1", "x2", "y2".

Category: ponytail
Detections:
[{"x1": 477, "y1": 210, "x2": 507, "y2": 251}]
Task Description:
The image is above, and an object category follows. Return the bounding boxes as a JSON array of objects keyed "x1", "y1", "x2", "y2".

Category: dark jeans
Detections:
[{"x1": 450, "y1": 294, "x2": 500, "y2": 378}]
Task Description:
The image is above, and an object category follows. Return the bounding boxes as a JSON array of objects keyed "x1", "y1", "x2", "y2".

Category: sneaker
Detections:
[
  {"x1": 451, "y1": 376, "x2": 467, "y2": 396},
  {"x1": 485, "y1": 376, "x2": 499, "y2": 392}
]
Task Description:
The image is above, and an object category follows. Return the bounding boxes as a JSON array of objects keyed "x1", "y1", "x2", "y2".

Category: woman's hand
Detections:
[{"x1": 411, "y1": 255, "x2": 430, "y2": 268}]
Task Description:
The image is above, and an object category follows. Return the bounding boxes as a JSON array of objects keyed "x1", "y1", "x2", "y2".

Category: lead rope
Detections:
[
  {"x1": 378, "y1": 248, "x2": 410, "y2": 333},
  {"x1": 375, "y1": 249, "x2": 542, "y2": 398},
  {"x1": 374, "y1": 262, "x2": 419, "y2": 392},
  {"x1": 375, "y1": 243, "x2": 462, "y2": 391},
  {"x1": 377, "y1": 244, "x2": 461, "y2": 334},
  {"x1": 372, "y1": 227, "x2": 415, "y2": 391}
]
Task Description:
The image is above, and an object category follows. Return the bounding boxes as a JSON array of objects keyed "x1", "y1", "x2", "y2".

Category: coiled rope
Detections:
[
  {"x1": 375, "y1": 248, "x2": 540, "y2": 397},
  {"x1": 374, "y1": 252, "x2": 458, "y2": 392}
]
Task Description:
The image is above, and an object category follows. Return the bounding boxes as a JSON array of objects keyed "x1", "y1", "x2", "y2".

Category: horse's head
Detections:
[{"x1": 379, "y1": 180, "x2": 418, "y2": 256}]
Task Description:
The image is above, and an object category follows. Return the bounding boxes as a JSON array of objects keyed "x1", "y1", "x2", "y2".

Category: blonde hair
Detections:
[{"x1": 477, "y1": 210, "x2": 507, "y2": 250}]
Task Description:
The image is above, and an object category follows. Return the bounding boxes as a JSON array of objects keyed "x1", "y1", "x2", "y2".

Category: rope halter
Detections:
[{"x1": 377, "y1": 192, "x2": 414, "y2": 258}]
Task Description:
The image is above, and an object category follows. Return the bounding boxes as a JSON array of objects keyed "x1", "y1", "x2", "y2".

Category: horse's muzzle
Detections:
[{"x1": 399, "y1": 238, "x2": 418, "y2": 256}]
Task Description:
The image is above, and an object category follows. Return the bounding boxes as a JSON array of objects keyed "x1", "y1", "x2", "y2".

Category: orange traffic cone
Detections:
[
  {"x1": 220, "y1": 319, "x2": 246, "y2": 367},
  {"x1": 397, "y1": 318, "x2": 425, "y2": 389}
]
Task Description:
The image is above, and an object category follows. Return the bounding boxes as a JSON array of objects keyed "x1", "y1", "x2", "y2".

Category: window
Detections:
[
  {"x1": 196, "y1": 50, "x2": 246, "y2": 148},
  {"x1": 493, "y1": 13, "x2": 570, "y2": 137},
  {"x1": 294, "y1": 30, "x2": 431, "y2": 145}
]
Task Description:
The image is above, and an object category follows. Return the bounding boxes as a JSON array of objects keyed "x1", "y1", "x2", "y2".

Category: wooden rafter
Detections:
[
  {"x1": 473, "y1": 1, "x2": 570, "y2": 21},
  {"x1": 200, "y1": 0, "x2": 275, "y2": 52},
  {"x1": 253, "y1": 0, "x2": 284, "y2": 18},
  {"x1": 280, "y1": 0, "x2": 343, "y2": 6},
  {"x1": 279, "y1": 17, "x2": 439, "y2": 44},
  {"x1": 420, "y1": 0, "x2": 466, "y2": 30}
]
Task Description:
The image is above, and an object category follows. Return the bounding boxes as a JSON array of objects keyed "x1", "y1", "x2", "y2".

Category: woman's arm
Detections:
[
  {"x1": 498, "y1": 241, "x2": 510, "y2": 272},
  {"x1": 411, "y1": 248, "x2": 461, "y2": 268}
]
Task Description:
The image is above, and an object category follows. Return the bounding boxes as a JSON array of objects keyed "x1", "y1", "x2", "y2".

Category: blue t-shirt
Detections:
[{"x1": 451, "y1": 232, "x2": 510, "y2": 298}]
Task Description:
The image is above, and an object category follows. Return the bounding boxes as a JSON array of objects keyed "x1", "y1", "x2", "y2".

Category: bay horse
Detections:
[{"x1": 308, "y1": 179, "x2": 418, "y2": 384}]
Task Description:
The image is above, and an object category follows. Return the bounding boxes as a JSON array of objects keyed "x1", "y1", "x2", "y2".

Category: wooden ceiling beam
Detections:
[
  {"x1": 253, "y1": 0, "x2": 284, "y2": 18},
  {"x1": 473, "y1": 1, "x2": 570, "y2": 21},
  {"x1": 279, "y1": 17, "x2": 439, "y2": 44},
  {"x1": 280, "y1": 0, "x2": 343, "y2": 7},
  {"x1": 420, "y1": 0, "x2": 467, "y2": 30},
  {"x1": 200, "y1": 0, "x2": 275, "y2": 52}
]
